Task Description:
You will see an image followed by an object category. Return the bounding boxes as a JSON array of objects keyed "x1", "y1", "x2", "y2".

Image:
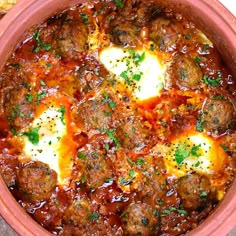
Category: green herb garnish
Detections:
[
  {"x1": 202, "y1": 75, "x2": 221, "y2": 87},
  {"x1": 32, "y1": 29, "x2": 52, "y2": 53},
  {"x1": 58, "y1": 105, "x2": 66, "y2": 125},
  {"x1": 114, "y1": 0, "x2": 124, "y2": 8},
  {"x1": 87, "y1": 212, "x2": 99, "y2": 222},
  {"x1": 22, "y1": 127, "x2": 40, "y2": 145}
]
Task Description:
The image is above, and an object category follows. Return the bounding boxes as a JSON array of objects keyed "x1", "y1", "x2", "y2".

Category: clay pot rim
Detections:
[{"x1": 0, "y1": 0, "x2": 235, "y2": 235}]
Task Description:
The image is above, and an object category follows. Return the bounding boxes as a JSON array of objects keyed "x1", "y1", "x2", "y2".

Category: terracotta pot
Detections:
[{"x1": 0, "y1": 0, "x2": 235, "y2": 235}]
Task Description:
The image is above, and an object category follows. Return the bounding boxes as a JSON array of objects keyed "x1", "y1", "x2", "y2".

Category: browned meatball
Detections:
[
  {"x1": 53, "y1": 20, "x2": 88, "y2": 60},
  {"x1": 139, "y1": 157, "x2": 167, "y2": 204},
  {"x1": 111, "y1": 21, "x2": 140, "y2": 47},
  {"x1": 17, "y1": 161, "x2": 57, "y2": 202},
  {"x1": 0, "y1": 154, "x2": 19, "y2": 187},
  {"x1": 115, "y1": 117, "x2": 150, "y2": 150},
  {"x1": 202, "y1": 99, "x2": 234, "y2": 132},
  {"x1": 3, "y1": 86, "x2": 35, "y2": 130},
  {"x1": 116, "y1": 0, "x2": 161, "y2": 27},
  {"x1": 77, "y1": 136, "x2": 112, "y2": 188},
  {"x1": 122, "y1": 202, "x2": 160, "y2": 235},
  {"x1": 168, "y1": 56, "x2": 203, "y2": 89},
  {"x1": 149, "y1": 18, "x2": 179, "y2": 51},
  {"x1": 76, "y1": 98, "x2": 112, "y2": 132},
  {"x1": 64, "y1": 199, "x2": 92, "y2": 227},
  {"x1": 176, "y1": 173, "x2": 214, "y2": 210}
]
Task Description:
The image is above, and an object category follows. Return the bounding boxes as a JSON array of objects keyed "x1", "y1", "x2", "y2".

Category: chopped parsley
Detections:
[
  {"x1": 119, "y1": 177, "x2": 131, "y2": 186},
  {"x1": 191, "y1": 144, "x2": 201, "y2": 157},
  {"x1": 132, "y1": 72, "x2": 143, "y2": 81},
  {"x1": 212, "y1": 95, "x2": 225, "y2": 100},
  {"x1": 220, "y1": 144, "x2": 228, "y2": 151},
  {"x1": 174, "y1": 143, "x2": 202, "y2": 166},
  {"x1": 184, "y1": 33, "x2": 191, "y2": 40},
  {"x1": 203, "y1": 43, "x2": 210, "y2": 52},
  {"x1": 202, "y1": 75, "x2": 221, "y2": 87},
  {"x1": 132, "y1": 51, "x2": 145, "y2": 66},
  {"x1": 80, "y1": 13, "x2": 89, "y2": 24},
  {"x1": 195, "y1": 56, "x2": 202, "y2": 63},
  {"x1": 22, "y1": 127, "x2": 40, "y2": 145},
  {"x1": 58, "y1": 105, "x2": 66, "y2": 125},
  {"x1": 37, "y1": 90, "x2": 47, "y2": 104},
  {"x1": 120, "y1": 70, "x2": 130, "y2": 85},
  {"x1": 32, "y1": 29, "x2": 52, "y2": 53},
  {"x1": 129, "y1": 169, "x2": 135, "y2": 179},
  {"x1": 11, "y1": 128, "x2": 17, "y2": 136},
  {"x1": 102, "y1": 129, "x2": 119, "y2": 149},
  {"x1": 104, "y1": 177, "x2": 114, "y2": 183},
  {"x1": 25, "y1": 93, "x2": 33, "y2": 102},
  {"x1": 77, "y1": 152, "x2": 86, "y2": 159},
  {"x1": 136, "y1": 157, "x2": 145, "y2": 166},
  {"x1": 40, "y1": 80, "x2": 46, "y2": 86},
  {"x1": 105, "y1": 143, "x2": 110, "y2": 151},
  {"x1": 87, "y1": 212, "x2": 99, "y2": 222},
  {"x1": 114, "y1": 0, "x2": 124, "y2": 8},
  {"x1": 196, "y1": 118, "x2": 204, "y2": 132},
  {"x1": 102, "y1": 92, "x2": 116, "y2": 109},
  {"x1": 175, "y1": 144, "x2": 190, "y2": 166},
  {"x1": 200, "y1": 191, "x2": 207, "y2": 198},
  {"x1": 161, "y1": 207, "x2": 188, "y2": 217}
]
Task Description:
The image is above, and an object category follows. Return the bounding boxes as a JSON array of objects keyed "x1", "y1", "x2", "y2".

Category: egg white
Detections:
[
  {"x1": 99, "y1": 47, "x2": 166, "y2": 101},
  {"x1": 20, "y1": 95, "x2": 77, "y2": 186},
  {"x1": 159, "y1": 132, "x2": 227, "y2": 177}
]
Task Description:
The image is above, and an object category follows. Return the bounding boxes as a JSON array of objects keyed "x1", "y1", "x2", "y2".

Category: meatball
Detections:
[
  {"x1": 111, "y1": 21, "x2": 140, "y2": 47},
  {"x1": 149, "y1": 18, "x2": 179, "y2": 51},
  {"x1": 115, "y1": 117, "x2": 150, "y2": 150},
  {"x1": 168, "y1": 56, "x2": 203, "y2": 89},
  {"x1": 202, "y1": 99, "x2": 234, "y2": 132},
  {"x1": 3, "y1": 86, "x2": 35, "y2": 130},
  {"x1": 75, "y1": 98, "x2": 112, "y2": 132},
  {"x1": 116, "y1": 0, "x2": 161, "y2": 27},
  {"x1": 0, "y1": 154, "x2": 19, "y2": 187},
  {"x1": 64, "y1": 199, "x2": 92, "y2": 227},
  {"x1": 17, "y1": 161, "x2": 57, "y2": 202},
  {"x1": 221, "y1": 132, "x2": 236, "y2": 153},
  {"x1": 77, "y1": 136, "x2": 112, "y2": 188},
  {"x1": 53, "y1": 19, "x2": 88, "y2": 60},
  {"x1": 122, "y1": 202, "x2": 160, "y2": 235},
  {"x1": 176, "y1": 173, "x2": 214, "y2": 210},
  {"x1": 139, "y1": 157, "x2": 167, "y2": 204}
]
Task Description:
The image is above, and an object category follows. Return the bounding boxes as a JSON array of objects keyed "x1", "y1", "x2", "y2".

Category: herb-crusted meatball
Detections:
[
  {"x1": 168, "y1": 56, "x2": 203, "y2": 89},
  {"x1": 17, "y1": 161, "x2": 57, "y2": 202},
  {"x1": 122, "y1": 202, "x2": 160, "y2": 236},
  {"x1": 64, "y1": 199, "x2": 92, "y2": 227},
  {"x1": 0, "y1": 154, "x2": 19, "y2": 187},
  {"x1": 3, "y1": 86, "x2": 35, "y2": 130},
  {"x1": 202, "y1": 99, "x2": 234, "y2": 132},
  {"x1": 111, "y1": 22, "x2": 140, "y2": 47},
  {"x1": 76, "y1": 98, "x2": 112, "y2": 132},
  {"x1": 77, "y1": 136, "x2": 112, "y2": 188},
  {"x1": 176, "y1": 173, "x2": 214, "y2": 210},
  {"x1": 115, "y1": 117, "x2": 150, "y2": 150},
  {"x1": 149, "y1": 18, "x2": 179, "y2": 51},
  {"x1": 53, "y1": 17, "x2": 88, "y2": 60}
]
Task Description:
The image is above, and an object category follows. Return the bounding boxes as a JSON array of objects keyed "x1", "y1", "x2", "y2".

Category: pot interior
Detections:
[{"x1": 0, "y1": 0, "x2": 235, "y2": 235}]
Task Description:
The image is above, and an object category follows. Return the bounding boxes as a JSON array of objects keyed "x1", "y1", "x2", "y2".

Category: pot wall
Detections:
[{"x1": 0, "y1": 0, "x2": 235, "y2": 235}]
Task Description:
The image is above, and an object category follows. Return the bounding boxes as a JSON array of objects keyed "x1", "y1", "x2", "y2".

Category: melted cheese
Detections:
[{"x1": 99, "y1": 47, "x2": 166, "y2": 101}]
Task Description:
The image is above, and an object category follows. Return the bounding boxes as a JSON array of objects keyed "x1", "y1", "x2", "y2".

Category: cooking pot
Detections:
[{"x1": 0, "y1": 0, "x2": 235, "y2": 235}]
